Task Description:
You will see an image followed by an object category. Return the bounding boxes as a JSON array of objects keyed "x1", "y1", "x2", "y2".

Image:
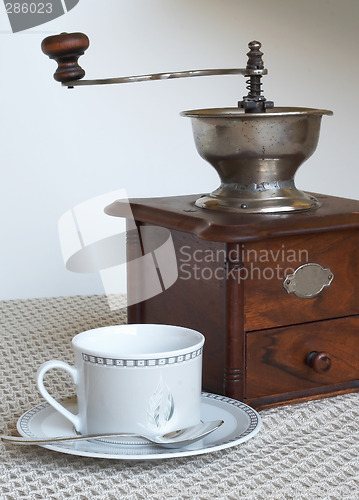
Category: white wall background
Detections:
[{"x1": 0, "y1": 0, "x2": 358, "y2": 300}]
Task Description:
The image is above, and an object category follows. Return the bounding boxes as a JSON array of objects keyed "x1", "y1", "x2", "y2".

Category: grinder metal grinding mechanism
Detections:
[{"x1": 41, "y1": 33, "x2": 332, "y2": 214}]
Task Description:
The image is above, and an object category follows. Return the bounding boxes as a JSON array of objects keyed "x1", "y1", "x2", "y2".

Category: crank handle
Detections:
[{"x1": 41, "y1": 32, "x2": 268, "y2": 88}]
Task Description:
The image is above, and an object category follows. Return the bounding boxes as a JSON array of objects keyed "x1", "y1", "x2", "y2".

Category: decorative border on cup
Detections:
[{"x1": 82, "y1": 347, "x2": 203, "y2": 367}]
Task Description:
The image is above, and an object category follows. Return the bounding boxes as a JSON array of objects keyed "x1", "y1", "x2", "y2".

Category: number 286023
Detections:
[{"x1": 5, "y1": 2, "x2": 53, "y2": 14}]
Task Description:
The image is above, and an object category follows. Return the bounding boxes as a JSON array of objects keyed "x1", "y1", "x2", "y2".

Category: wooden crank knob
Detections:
[
  {"x1": 41, "y1": 32, "x2": 89, "y2": 83},
  {"x1": 306, "y1": 351, "x2": 332, "y2": 373}
]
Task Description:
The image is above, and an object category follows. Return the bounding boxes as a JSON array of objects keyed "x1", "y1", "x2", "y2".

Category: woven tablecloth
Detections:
[{"x1": 1, "y1": 295, "x2": 359, "y2": 499}]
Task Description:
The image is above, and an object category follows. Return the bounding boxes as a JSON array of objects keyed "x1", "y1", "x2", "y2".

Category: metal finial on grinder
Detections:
[{"x1": 239, "y1": 40, "x2": 274, "y2": 113}]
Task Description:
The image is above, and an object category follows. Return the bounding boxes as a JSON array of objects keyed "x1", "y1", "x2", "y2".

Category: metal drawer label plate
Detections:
[{"x1": 283, "y1": 263, "x2": 334, "y2": 298}]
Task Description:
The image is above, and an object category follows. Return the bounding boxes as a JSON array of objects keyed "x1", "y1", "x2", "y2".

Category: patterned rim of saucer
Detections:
[{"x1": 16, "y1": 392, "x2": 262, "y2": 460}]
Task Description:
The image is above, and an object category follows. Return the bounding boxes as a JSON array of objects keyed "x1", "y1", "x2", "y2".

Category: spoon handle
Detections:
[{"x1": 1, "y1": 432, "x2": 148, "y2": 445}]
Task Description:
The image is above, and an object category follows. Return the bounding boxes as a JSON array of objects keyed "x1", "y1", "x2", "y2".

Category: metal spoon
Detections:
[{"x1": 1, "y1": 420, "x2": 224, "y2": 449}]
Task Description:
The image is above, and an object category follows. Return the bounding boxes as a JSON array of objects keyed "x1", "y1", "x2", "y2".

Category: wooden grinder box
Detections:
[{"x1": 106, "y1": 192, "x2": 359, "y2": 409}]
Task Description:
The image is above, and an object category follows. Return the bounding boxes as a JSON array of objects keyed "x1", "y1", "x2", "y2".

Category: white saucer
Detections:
[{"x1": 17, "y1": 392, "x2": 261, "y2": 460}]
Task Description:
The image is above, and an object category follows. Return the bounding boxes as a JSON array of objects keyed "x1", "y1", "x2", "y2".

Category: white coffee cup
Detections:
[{"x1": 36, "y1": 324, "x2": 204, "y2": 437}]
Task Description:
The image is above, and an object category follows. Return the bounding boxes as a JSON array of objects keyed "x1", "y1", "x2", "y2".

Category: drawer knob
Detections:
[{"x1": 306, "y1": 351, "x2": 332, "y2": 373}]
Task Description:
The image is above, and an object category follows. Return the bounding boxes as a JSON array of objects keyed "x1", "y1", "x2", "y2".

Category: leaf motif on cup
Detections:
[
  {"x1": 147, "y1": 377, "x2": 175, "y2": 429},
  {"x1": 164, "y1": 392, "x2": 175, "y2": 422}
]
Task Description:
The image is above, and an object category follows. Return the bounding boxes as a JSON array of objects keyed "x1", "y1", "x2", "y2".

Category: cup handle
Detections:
[{"x1": 36, "y1": 360, "x2": 80, "y2": 432}]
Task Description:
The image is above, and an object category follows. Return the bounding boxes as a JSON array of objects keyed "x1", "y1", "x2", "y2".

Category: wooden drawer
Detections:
[
  {"x1": 246, "y1": 316, "x2": 359, "y2": 399},
  {"x1": 244, "y1": 229, "x2": 359, "y2": 331}
]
